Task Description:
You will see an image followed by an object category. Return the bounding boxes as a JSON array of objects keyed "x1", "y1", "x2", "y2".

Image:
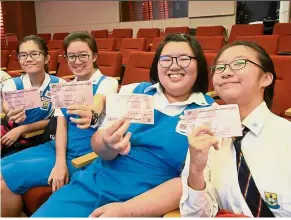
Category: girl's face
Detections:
[
  {"x1": 18, "y1": 40, "x2": 48, "y2": 74},
  {"x1": 157, "y1": 42, "x2": 198, "y2": 102},
  {"x1": 212, "y1": 45, "x2": 273, "y2": 106},
  {"x1": 66, "y1": 41, "x2": 97, "y2": 79}
]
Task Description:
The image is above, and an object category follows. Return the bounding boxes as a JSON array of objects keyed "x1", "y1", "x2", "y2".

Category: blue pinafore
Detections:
[
  {"x1": 32, "y1": 82, "x2": 214, "y2": 217},
  {"x1": 1, "y1": 76, "x2": 107, "y2": 194}
]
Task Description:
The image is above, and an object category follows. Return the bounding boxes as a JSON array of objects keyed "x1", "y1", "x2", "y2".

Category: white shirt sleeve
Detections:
[
  {"x1": 98, "y1": 83, "x2": 140, "y2": 130},
  {"x1": 180, "y1": 150, "x2": 219, "y2": 217},
  {"x1": 1, "y1": 78, "x2": 16, "y2": 92},
  {"x1": 95, "y1": 77, "x2": 118, "y2": 95},
  {"x1": 54, "y1": 108, "x2": 64, "y2": 117}
]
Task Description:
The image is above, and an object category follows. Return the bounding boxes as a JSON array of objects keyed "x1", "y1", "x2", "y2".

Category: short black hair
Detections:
[
  {"x1": 17, "y1": 35, "x2": 49, "y2": 73},
  {"x1": 214, "y1": 40, "x2": 276, "y2": 109},
  {"x1": 63, "y1": 31, "x2": 98, "y2": 55},
  {"x1": 149, "y1": 33, "x2": 209, "y2": 94}
]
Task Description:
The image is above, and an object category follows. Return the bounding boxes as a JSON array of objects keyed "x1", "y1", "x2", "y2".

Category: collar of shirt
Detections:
[
  {"x1": 73, "y1": 69, "x2": 103, "y2": 83},
  {"x1": 242, "y1": 101, "x2": 271, "y2": 136},
  {"x1": 144, "y1": 83, "x2": 210, "y2": 107},
  {"x1": 22, "y1": 72, "x2": 50, "y2": 93}
]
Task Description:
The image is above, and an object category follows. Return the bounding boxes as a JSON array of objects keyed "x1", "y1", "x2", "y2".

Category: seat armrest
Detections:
[
  {"x1": 48, "y1": 71, "x2": 57, "y2": 75},
  {"x1": 22, "y1": 130, "x2": 45, "y2": 139},
  {"x1": 285, "y1": 108, "x2": 291, "y2": 117},
  {"x1": 163, "y1": 209, "x2": 180, "y2": 217},
  {"x1": 1, "y1": 67, "x2": 7, "y2": 70},
  {"x1": 61, "y1": 75, "x2": 75, "y2": 80},
  {"x1": 71, "y1": 152, "x2": 98, "y2": 168},
  {"x1": 206, "y1": 90, "x2": 218, "y2": 98}
]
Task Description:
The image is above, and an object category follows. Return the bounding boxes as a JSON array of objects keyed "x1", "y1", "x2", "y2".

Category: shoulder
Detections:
[
  {"x1": 49, "y1": 74, "x2": 66, "y2": 83},
  {"x1": 119, "y1": 83, "x2": 140, "y2": 94},
  {"x1": 2, "y1": 78, "x2": 17, "y2": 92},
  {"x1": 269, "y1": 113, "x2": 291, "y2": 133},
  {"x1": 100, "y1": 76, "x2": 118, "y2": 86}
]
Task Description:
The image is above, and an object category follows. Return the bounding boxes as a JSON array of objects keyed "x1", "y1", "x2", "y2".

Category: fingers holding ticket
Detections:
[{"x1": 102, "y1": 117, "x2": 132, "y2": 155}]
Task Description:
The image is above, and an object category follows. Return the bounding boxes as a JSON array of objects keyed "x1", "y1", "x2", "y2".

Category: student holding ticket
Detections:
[
  {"x1": 31, "y1": 33, "x2": 215, "y2": 217},
  {"x1": 1, "y1": 32, "x2": 118, "y2": 217},
  {"x1": 1, "y1": 35, "x2": 65, "y2": 155},
  {"x1": 180, "y1": 41, "x2": 291, "y2": 217}
]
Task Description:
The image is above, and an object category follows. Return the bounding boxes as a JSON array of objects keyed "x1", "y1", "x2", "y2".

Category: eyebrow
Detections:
[
  {"x1": 216, "y1": 56, "x2": 248, "y2": 64},
  {"x1": 67, "y1": 51, "x2": 90, "y2": 55},
  {"x1": 18, "y1": 50, "x2": 40, "y2": 54},
  {"x1": 160, "y1": 53, "x2": 193, "y2": 57}
]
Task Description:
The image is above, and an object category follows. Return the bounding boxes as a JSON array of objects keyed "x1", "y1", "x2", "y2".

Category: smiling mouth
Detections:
[
  {"x1": 167, "y1": 73, "x2": 185, "y2": 79},
  {"x1": 221, "y1": 82, "x2": 239, "y2": 86}
]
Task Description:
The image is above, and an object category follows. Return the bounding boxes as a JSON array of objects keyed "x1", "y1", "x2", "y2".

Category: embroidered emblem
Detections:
[
  {"x1": 264, "y1": 192, "x2": 280, "y2": 209},
  {"x1": 41, "y1": 100, "x2": 50, "y2": 110}
]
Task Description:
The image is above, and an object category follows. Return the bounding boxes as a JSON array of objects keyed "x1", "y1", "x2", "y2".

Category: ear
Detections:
[
  {"x1": 261, "y1": 72, "x2": 273, "y2": 88},
  {"x1": 92, "y1": 53, "x2": 97, "y2": 63},
  {"x1": 44, "y1": 55, "x2": 50, "y2": 65}
]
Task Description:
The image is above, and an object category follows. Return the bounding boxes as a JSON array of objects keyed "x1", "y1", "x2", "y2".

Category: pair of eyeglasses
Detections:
[
  {"x1": 65, "y1": 53, "x2": 92, "y2": 63},
  {"x1": 18, "y1": 51, "x2": 44, "y2": 60},
  {"x1": 210, "y1": 59, "x2": 266, "y2": 75},
  {"x1": 159, "y1": 55, "x2": 196, "y2": 68}
]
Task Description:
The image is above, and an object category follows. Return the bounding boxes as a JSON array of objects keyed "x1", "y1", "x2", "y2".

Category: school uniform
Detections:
[
  {"x1": 1, "y1": 70, "x2": 118, "y2": 194},
  {"x1": 32, "y1": 81, "x2": 214, "y2": 217},
  {"x1": 180, "y1": 102, "x2": 291, "y2": 217},
  {"x1": 2, "y1": 73, "x2": 65, "y2": 124}
]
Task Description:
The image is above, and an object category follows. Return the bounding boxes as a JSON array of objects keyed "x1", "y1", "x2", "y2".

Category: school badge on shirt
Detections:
[
  {"x1": 265, "y1": 192, "x2": 280, "y2": 209},
  {"x1": 41, "y1": 97, "x2": 51, "y2": 110}
]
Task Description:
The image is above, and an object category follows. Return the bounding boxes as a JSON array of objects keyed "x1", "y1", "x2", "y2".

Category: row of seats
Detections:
[
  {"x1": 5, "y1": 23, "x2": 291, "y2": 53},
  {"x1": 1, "y1": 33, "x2": 286, "y2": 76}
]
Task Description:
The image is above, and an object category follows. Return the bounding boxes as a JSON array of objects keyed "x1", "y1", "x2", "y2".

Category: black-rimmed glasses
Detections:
[
  {"x1": 18, "y1": 51, "x2": 44, "y2": 60},
  {"x1": 159, "y1": 55, "x2": 196, "y2": 68},
  {"x1": 210, "y1": 59, "x2": 266, "y2": 75},
  {"x1": 65, "y1": 53, "x2": 93, "y2": 63}
]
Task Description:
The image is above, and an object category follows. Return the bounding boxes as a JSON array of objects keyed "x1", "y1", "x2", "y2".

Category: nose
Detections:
[
  {"x1": 169, "y1": 57, "x2": 180, "y2": 70},
  {"x1": 220, "y1": 65, "x2": 234, "y2": 79},
  {"x1": 25, "y1": 54, "x2": 34, "y2": 62}
]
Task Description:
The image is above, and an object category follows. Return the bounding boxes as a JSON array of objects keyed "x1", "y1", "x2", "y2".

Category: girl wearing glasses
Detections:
[
  {"x1": 1, "y1": 32, "x2": 118, "y2": 217},
  {"x1": 1, "y1": 35, "x2": 65, "y2": 155},
  {"x1": 31, "y1": 33, "x2": 214, "y2": 217},
  {"x1": 181, "y1": 41, "x2": 291, "y2": 217}
]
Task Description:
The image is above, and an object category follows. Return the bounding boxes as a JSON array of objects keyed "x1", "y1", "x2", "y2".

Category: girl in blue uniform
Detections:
[
  {"x1": 32, "y1": 33, "x2": 214, "y2": 217},
  {"x1": 1, "y1": 32, "x2": 118, "y2": 217},
  {"x1": 1, "y1": 35, "x2": 64, "y2": 155}
]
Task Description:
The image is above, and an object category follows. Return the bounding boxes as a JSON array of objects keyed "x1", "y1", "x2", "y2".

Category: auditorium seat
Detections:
[
  {"x1": 91, "y1": 29, "x2": 109, "y2": 38},
  {"x1": 120, "y1": 38, "x2": 147, "y2": 65},
  {"x1": 204, "y1": 52, "x2": 217, "y2": 92},
  {"x1": 48, "y1": 50, "x2": 59, "y2": 74},
  {"x1": 235, "y1": 35, "x2": 279, "y2": 55},
  {"x1": 165, "y1": 26, "x2": 190, "y2": 35},
  {"x1": 272, "y1": 23, "x2": 291, "y2": 54},
  {"x1": 1, "y1": 50, "x2": 10, "y2": 70},
  {"x1": 196, "y1": 25, "x2": 225, "y2": 37},
  {"x1": 121, "y1": 51, "x2": 154, "y2": 86},
  {"x1": 48, "y1": 40, "x2": 63, "y2": 54},
  {"x1": 111, "y1": 28, "x2": 133, "y2": 51},
  {"x1": 196, "y1": 36, "x2": 225, "y2": 53},
  {"x1": 6, "y1": 50, "x2": 22, "y2": 77},
  {"x1": 5, "y1": 33, "x2": 18, "y2": 53},
  {"x1": 56, "y1": 55, "x2": 74, "y2": 80},
  {"x1": 228, "y1": 24, "x2": 264, "y2": 43},
  {"x1": 96, "y1": 38, "x2": 116, "y2": 51},
  {"x1": 37, "y1": 33, "x2": 52, "y2": 45},
  {"x1": 137, "y1": 28, "x2": 160, "y2": 50},
  {"x1": 270, "y1": 55, "x2": 291, "y2": 118},
  {"x1": 98, "y1": 51, "x2": 122, "y2": 78},
  {"x1": 150, "y1": 37, "x2": 164, "y2": 52},
  {"x1": 52, "y1": 32, "x2": 69, "y2": 40}
]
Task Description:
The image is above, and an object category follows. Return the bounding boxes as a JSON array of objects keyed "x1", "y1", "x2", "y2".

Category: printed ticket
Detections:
[
  {"x1": 50, "y1": 81, "x2": 93, "y2": 109},
  {"x1": 184, "y1": 104, "x2": 242, "y2": 137},
  {"x1": 106, "y1": 94, "x2": 154, "y2": 124},
  {"x1": 3, "y1": 88, "x2": 41, "y2": 110}
]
